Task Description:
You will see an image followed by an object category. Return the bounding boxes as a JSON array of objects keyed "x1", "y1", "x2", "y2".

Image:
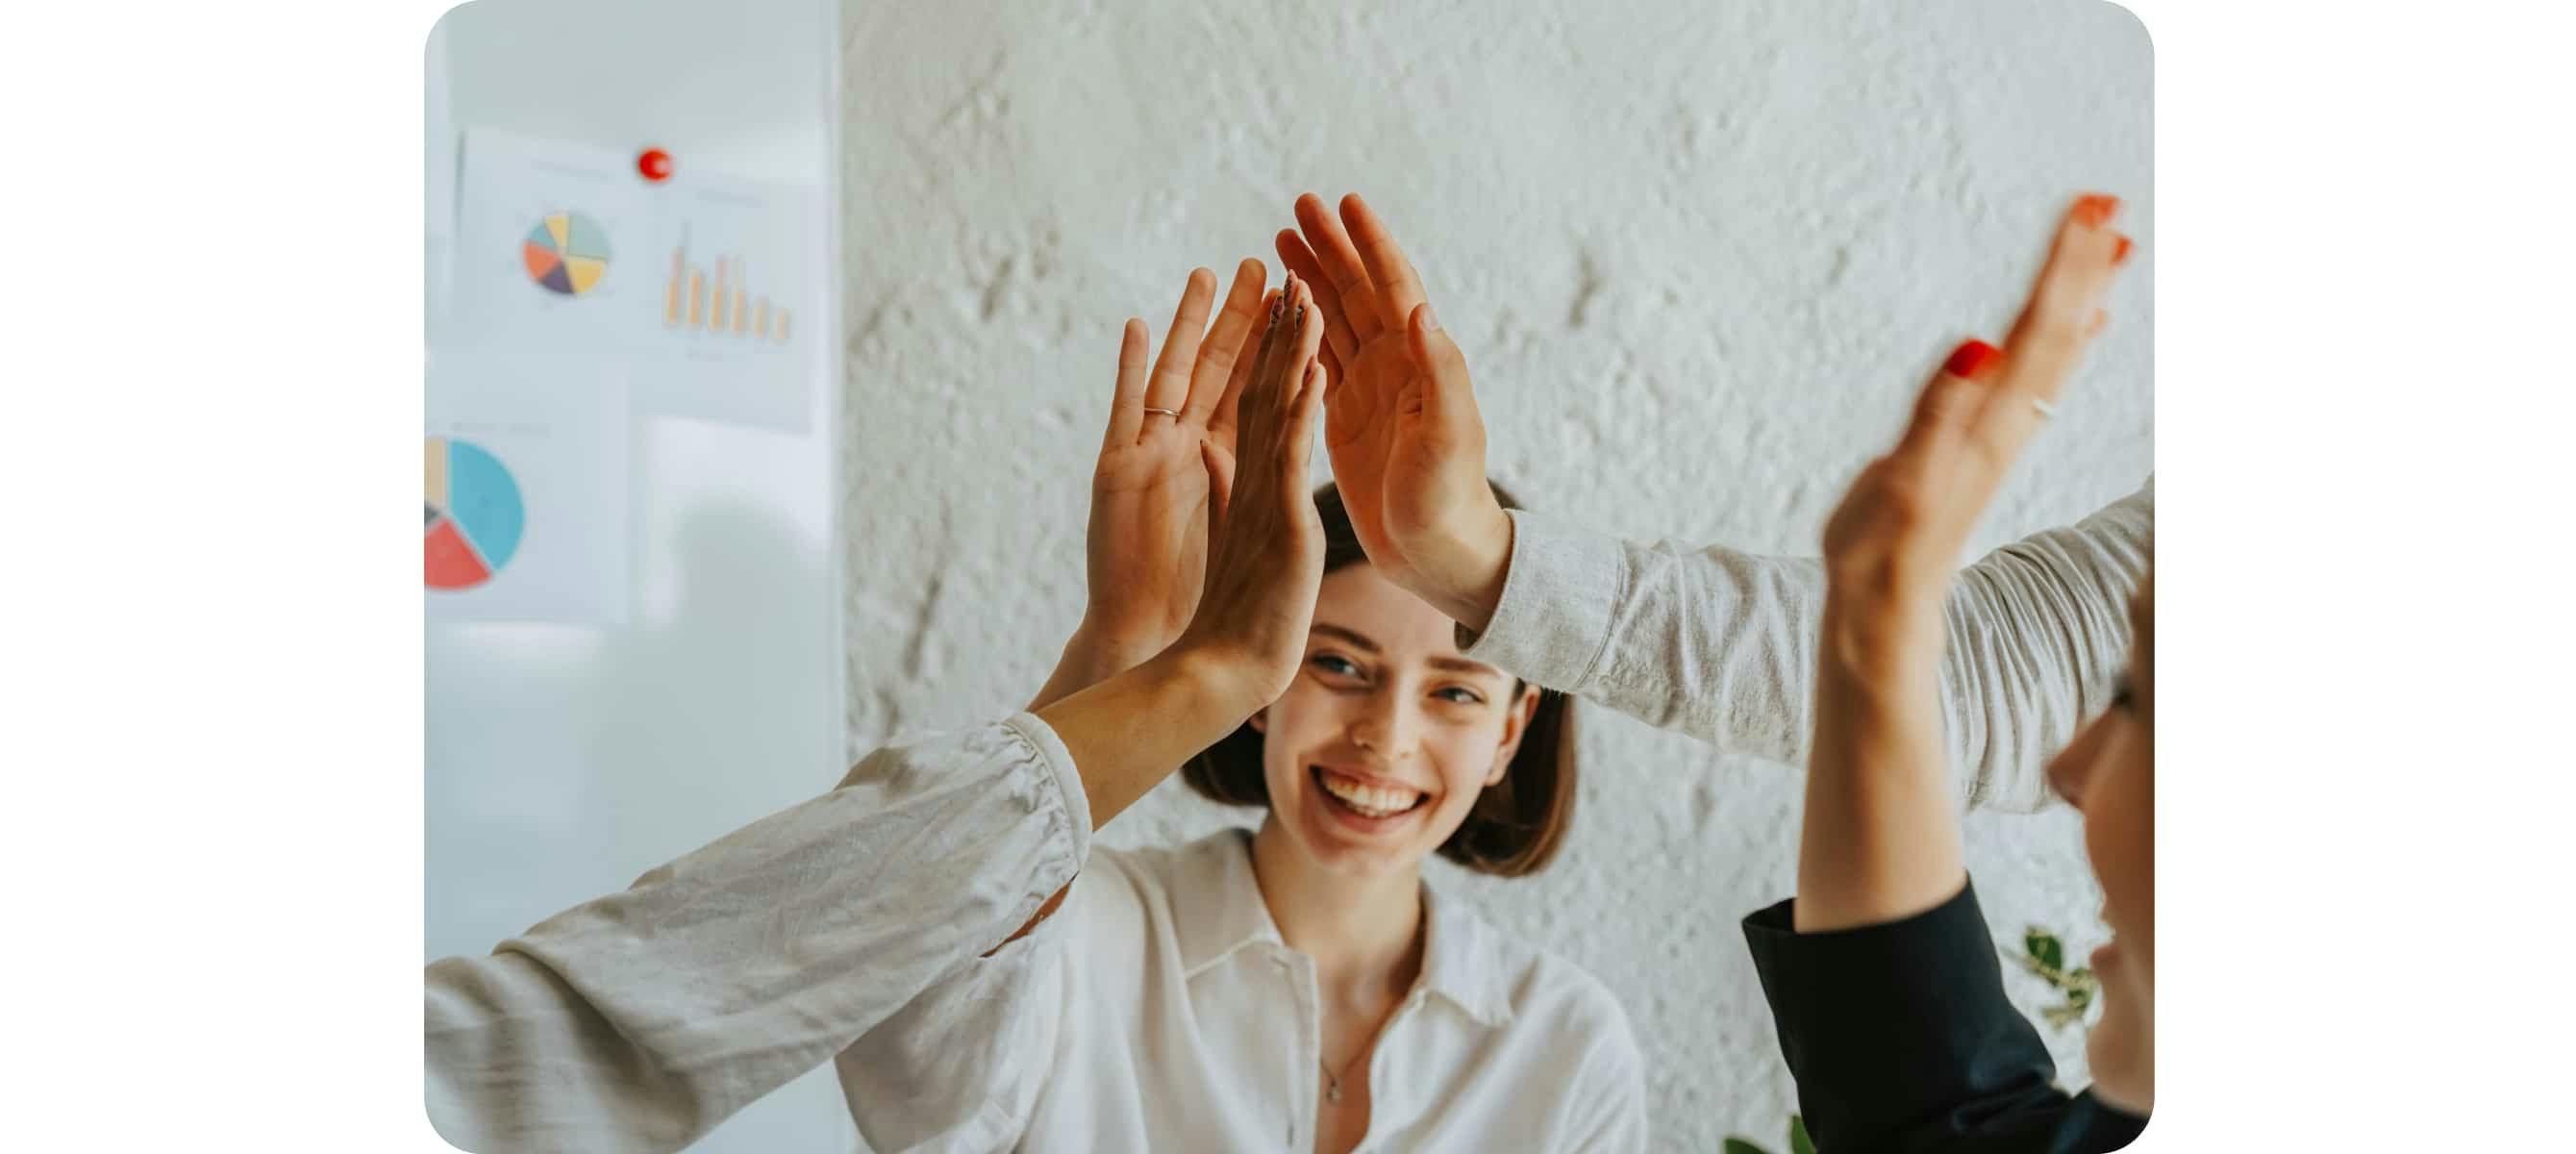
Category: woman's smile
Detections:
[{"x1": 1312, "y1": 765, "x2": 1433, "y2": 827}]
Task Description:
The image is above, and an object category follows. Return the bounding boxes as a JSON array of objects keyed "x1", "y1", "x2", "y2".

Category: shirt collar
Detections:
[{"x1": 1171, "y1": 829, "x2": 1514, "y2": 1029}]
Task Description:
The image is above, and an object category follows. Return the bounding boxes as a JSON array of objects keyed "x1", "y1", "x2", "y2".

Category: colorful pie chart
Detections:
[
  {"x1": 426, "y1": 438, "x2": 524, "y2": 590},
  {"x1": 522, "y1": 211, "x2": 613, "y2": 296}
]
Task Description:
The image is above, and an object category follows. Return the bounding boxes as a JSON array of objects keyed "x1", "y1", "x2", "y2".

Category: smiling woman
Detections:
[
  {"x1": 1185, "y1": 482, "x2": 1577, "y2": 878},
  {"x1": 833, "y1": 271, "x2": 1649, "y2": 1154}
]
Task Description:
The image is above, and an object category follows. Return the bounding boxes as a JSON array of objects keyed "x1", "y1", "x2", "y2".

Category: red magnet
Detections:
[{"x1": 637, "y1": 147, "x2": 674, "y2": 183}]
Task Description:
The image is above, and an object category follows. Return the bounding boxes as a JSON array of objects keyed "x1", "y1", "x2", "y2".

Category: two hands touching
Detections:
[
  {"x1": 1035, "y1": 190, "x2": 2135, "y2": 850},
  {"x1": 1038, "y1": 193, "x2": 1517, "y2": 734}
]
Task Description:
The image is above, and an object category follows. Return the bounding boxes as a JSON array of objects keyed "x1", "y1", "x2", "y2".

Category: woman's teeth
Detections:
[{"x1": 1316, "y1": 768, "x2": 1424, "y2": 818}]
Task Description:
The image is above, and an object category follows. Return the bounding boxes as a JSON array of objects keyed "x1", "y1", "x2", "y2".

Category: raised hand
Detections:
[
  {"x1": 1023, "y1": 273, "x2": 1324, "y2": 840},
  {"x1": 1172, "y1": 273, "x2": 1330, "y2": 707},
  {"x1": 1032, "y1": 261, "x2": 1269, "y2": 710},
  {"x1": 1276, "y1": 193, "x2": 1513, "y2": 630},
  {"x1": 1821, "y1": 193, "x2": 2134, "y2": 665},
  {"x1": 1798, "y1": 193, "x2": 2134, "y2": 934}
]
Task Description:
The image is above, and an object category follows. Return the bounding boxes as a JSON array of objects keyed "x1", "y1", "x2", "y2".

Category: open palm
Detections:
[
  {"x1": 1278, "y1": 193, "x2": 1501, "y2": 614},
  {"x1": 1083, "y1": 261, "x2": 1271, "y2": 651}
]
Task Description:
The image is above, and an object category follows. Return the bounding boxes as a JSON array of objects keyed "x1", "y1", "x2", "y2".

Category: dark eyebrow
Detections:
[
  {"x1": 1312, "y1": 623, "x2": 1507, "y2": 681},
  {"x1": 1310, "y1": 623, "x2": 1379, "y2": 653},
  {"x1": 1424, "y1": 656, "x2": 1506, "y2": 678}
]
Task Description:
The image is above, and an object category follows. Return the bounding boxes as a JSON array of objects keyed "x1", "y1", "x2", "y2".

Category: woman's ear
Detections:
[{"x1": 1485, "y1": 684, "x2": 1541, "y2": 786}]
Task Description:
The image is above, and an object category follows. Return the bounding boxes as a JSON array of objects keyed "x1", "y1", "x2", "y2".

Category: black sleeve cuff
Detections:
[{"x1": 1742, "y1": 879, "x2": 2078, "y2": 1151}]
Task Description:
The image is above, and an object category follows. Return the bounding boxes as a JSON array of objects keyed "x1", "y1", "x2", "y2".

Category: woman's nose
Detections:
[
  {"x1": 2046, "y1": 717, "x2": 2109, "y2": 809},
  {"x1": 1349, "y1": 690, "x2": 1414, "y2": 758}
]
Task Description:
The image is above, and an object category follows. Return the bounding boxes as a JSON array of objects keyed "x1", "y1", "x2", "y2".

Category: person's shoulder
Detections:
[
  {"x1": 1086, "y1": 827, "x2": 1244, "y2": 893},
  {"x1": 1072, "y1": 827, "x2": 1254, "y2": 931},
  {"x1": 1434, "y1": 893, "x2": 1640, "y2": 1061}
]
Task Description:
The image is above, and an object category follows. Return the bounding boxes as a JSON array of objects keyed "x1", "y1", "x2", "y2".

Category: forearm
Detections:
[
  {"x1": 426, "y1": 718, "x2": 1088, "y2": 1153},
  {"x1": 1792, "y1": 599, "x2": 1963, "y2": 933},
  {"x1": 1027, "y1": 623, "x2": 1159, "y2": 713},
  {"x1": 1036, "y1": 644, "x2": 1264, "y2": 830}
]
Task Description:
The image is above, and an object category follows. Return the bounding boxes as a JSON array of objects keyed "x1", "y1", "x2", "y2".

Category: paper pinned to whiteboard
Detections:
[
  {"x1": 426, "y1": 353, "x2": 632, "y2": 626},
  {"x1": 446, "y1": 127, "x2": 813, "y2": 432}
]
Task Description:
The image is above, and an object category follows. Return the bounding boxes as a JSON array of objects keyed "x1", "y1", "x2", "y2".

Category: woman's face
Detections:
[
  {"x1": 1252, "y1": 562, "x2": 1540, "y2": 879},
  {"x1": 2044, "y1": 576, "x2": 2155, "y2": 1114}
]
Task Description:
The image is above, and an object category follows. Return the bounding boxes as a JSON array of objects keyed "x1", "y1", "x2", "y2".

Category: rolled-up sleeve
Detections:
[
  {"x1": 424, "y1": 713, "x2": 1090, "y2": 1154},
  {"x1": 1461, "y1": 481, "x2": 2152, "y2": 811}
]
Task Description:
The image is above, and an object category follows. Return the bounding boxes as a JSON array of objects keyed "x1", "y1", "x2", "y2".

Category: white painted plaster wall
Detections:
[{"x1": 838, "y1": 0, "x2": 2150, "y2": 1146}]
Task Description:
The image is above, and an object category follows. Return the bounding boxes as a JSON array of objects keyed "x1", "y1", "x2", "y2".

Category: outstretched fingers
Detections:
[
  {"x1": 1276, "y1": 227, "x2": 1356, "y2": 375},
  {"x1": 1338, "y1": 193, "x2": 1428, "y2": 339},
  {"x1": 1982, "y1": 193, "x2": 2130, "y2": 458},
  {"x1": 1103, "y1": 317, "x2": 1150, "y2": 449},
  {"x1": 1211, "y1": 288, "x2": 1276, "y2": 447},
  {"x1": 1894, "y1": 193, "x2": 2133, "y2": 469},
  {"x1": 1236, "y1": 277, "x2": 1318, "y2": 499},
  {"x1": 1293, "y1": 192, "x2": 1385, "y2": 349},
  {"x1": 1142, "y1": 267, "x2": 1218, "y2": 418},
  {"x1": 1185, "y1": 259, "x2": 1266, "y2": 428}
]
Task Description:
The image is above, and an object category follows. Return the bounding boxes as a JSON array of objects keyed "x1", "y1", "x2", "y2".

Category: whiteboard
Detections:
[{"x1": 424, "y1": 1, "x2": 851, "y2": 1150}]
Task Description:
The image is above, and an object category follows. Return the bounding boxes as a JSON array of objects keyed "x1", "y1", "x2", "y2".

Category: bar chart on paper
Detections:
[
  {"x1": 665, "y1": 239, "x2": 791, "y2": 343},
  {"x1": 426, "y1": 437, "x2": 526, "y2": 590}
]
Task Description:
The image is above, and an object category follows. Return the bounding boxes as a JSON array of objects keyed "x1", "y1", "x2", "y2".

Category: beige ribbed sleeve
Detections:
[{"x1": 1461, "y1": 480, "x2": 2153, "y2": 811}]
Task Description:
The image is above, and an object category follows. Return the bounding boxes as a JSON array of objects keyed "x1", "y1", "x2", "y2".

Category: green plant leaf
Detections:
[
  {"x1": 2025, "y1": 927, "x2": 2064, "y2": 975},
  {"x1": 1790, "y1": 1115, "x2": 1817, "y2": 1154},
  {"x1": 1722, "y1": 1139, "x2": 1772, "y2": 1154}
]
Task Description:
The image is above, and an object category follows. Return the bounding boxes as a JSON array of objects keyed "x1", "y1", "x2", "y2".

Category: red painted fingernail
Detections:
[
  {"x1": 2072, "y1": 194, "x2": 2120, "y2": 228},
  {"x1": 1944, "y1": 339, "x2": 2002, "y2": 378},
  {"x1": 2113, "y1": 235, "x2": 2133, "y2": 264}
]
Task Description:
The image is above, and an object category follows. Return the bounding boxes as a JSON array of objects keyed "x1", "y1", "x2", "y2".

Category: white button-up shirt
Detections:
[{"x1": 837, "y1": 827, "x2": 1648, "y2": 1152}]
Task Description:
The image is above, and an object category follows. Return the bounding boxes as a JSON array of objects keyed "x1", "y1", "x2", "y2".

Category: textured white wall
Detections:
[{"x1": 839, "y1": 0, "x2": 2150, "y2": 1146}]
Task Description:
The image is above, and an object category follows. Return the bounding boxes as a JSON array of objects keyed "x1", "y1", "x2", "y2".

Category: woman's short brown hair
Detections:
[{"x1": 1180, "y1": 482, "x2": 1579, "y2": 877}]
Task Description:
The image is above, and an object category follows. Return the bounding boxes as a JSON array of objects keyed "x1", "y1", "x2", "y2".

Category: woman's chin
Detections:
[{"x1": 2084, "y1": 999, "x2": 2154, "y2": 1116}]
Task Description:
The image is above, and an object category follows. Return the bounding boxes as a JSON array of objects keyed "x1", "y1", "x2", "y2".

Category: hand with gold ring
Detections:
[
  {"x1": 1032, "y1": 261, "x2": 1278, "y2": 709},
  {"x1": 1797, "y1": 192, "x2": 2135, "y2": 934}
]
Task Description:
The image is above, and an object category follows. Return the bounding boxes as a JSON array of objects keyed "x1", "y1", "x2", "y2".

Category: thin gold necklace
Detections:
[{"x1": 1319, "y1": 1044, "x2": 1365, "y2": 1105}]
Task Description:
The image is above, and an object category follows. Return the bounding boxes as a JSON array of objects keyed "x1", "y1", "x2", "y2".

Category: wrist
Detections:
[
  {"x1": 1818, "y1": 593, "x2": 1942, "y2": 685},
  {"x1": 1064, "y1": 618, "x2": 1162, "y2": 675},
  {"x1": 1411, "y1": 500, "x2": 1513, "y2": 633},
  {"x1": 1141, "y1": 643, "x2": 1279, "y2": 738}
]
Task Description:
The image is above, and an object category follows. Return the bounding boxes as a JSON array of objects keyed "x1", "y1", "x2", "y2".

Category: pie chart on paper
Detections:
[
  {"x1": 426, "y1": 438, "x2": 524, "y2": 590},
  {"x1": 522, "y1": 211, "x2": 613, "y2": 296}
]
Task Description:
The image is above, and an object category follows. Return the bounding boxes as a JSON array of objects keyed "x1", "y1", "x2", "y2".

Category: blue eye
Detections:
[
  {"x1": 1311, "y1": 654, "x2": 1362, "y2": 678},
  {"x1": 1435, "y1": 687, "x2": 1486, "y2": 706}
]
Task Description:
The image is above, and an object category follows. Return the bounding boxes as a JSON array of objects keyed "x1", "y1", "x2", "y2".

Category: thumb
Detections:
[{"x1": 1405, "y1": 304, "x2": 1478, "y2": 430}]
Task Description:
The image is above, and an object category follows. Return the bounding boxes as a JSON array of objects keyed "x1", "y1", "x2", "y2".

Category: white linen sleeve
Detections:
[
  {"x1": 424, "y1": 713, "x2": 1090, "y2": 1154},
  {"x1": 832, "y1": 846, "x2": 1157, "y2": 1152},
  {"x1": 1460, "y1": 480, "x2": 2153, "y2": 811},
  {"x1": 829, "y1": 887, "x2": 1075, "y2": 1153}
]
